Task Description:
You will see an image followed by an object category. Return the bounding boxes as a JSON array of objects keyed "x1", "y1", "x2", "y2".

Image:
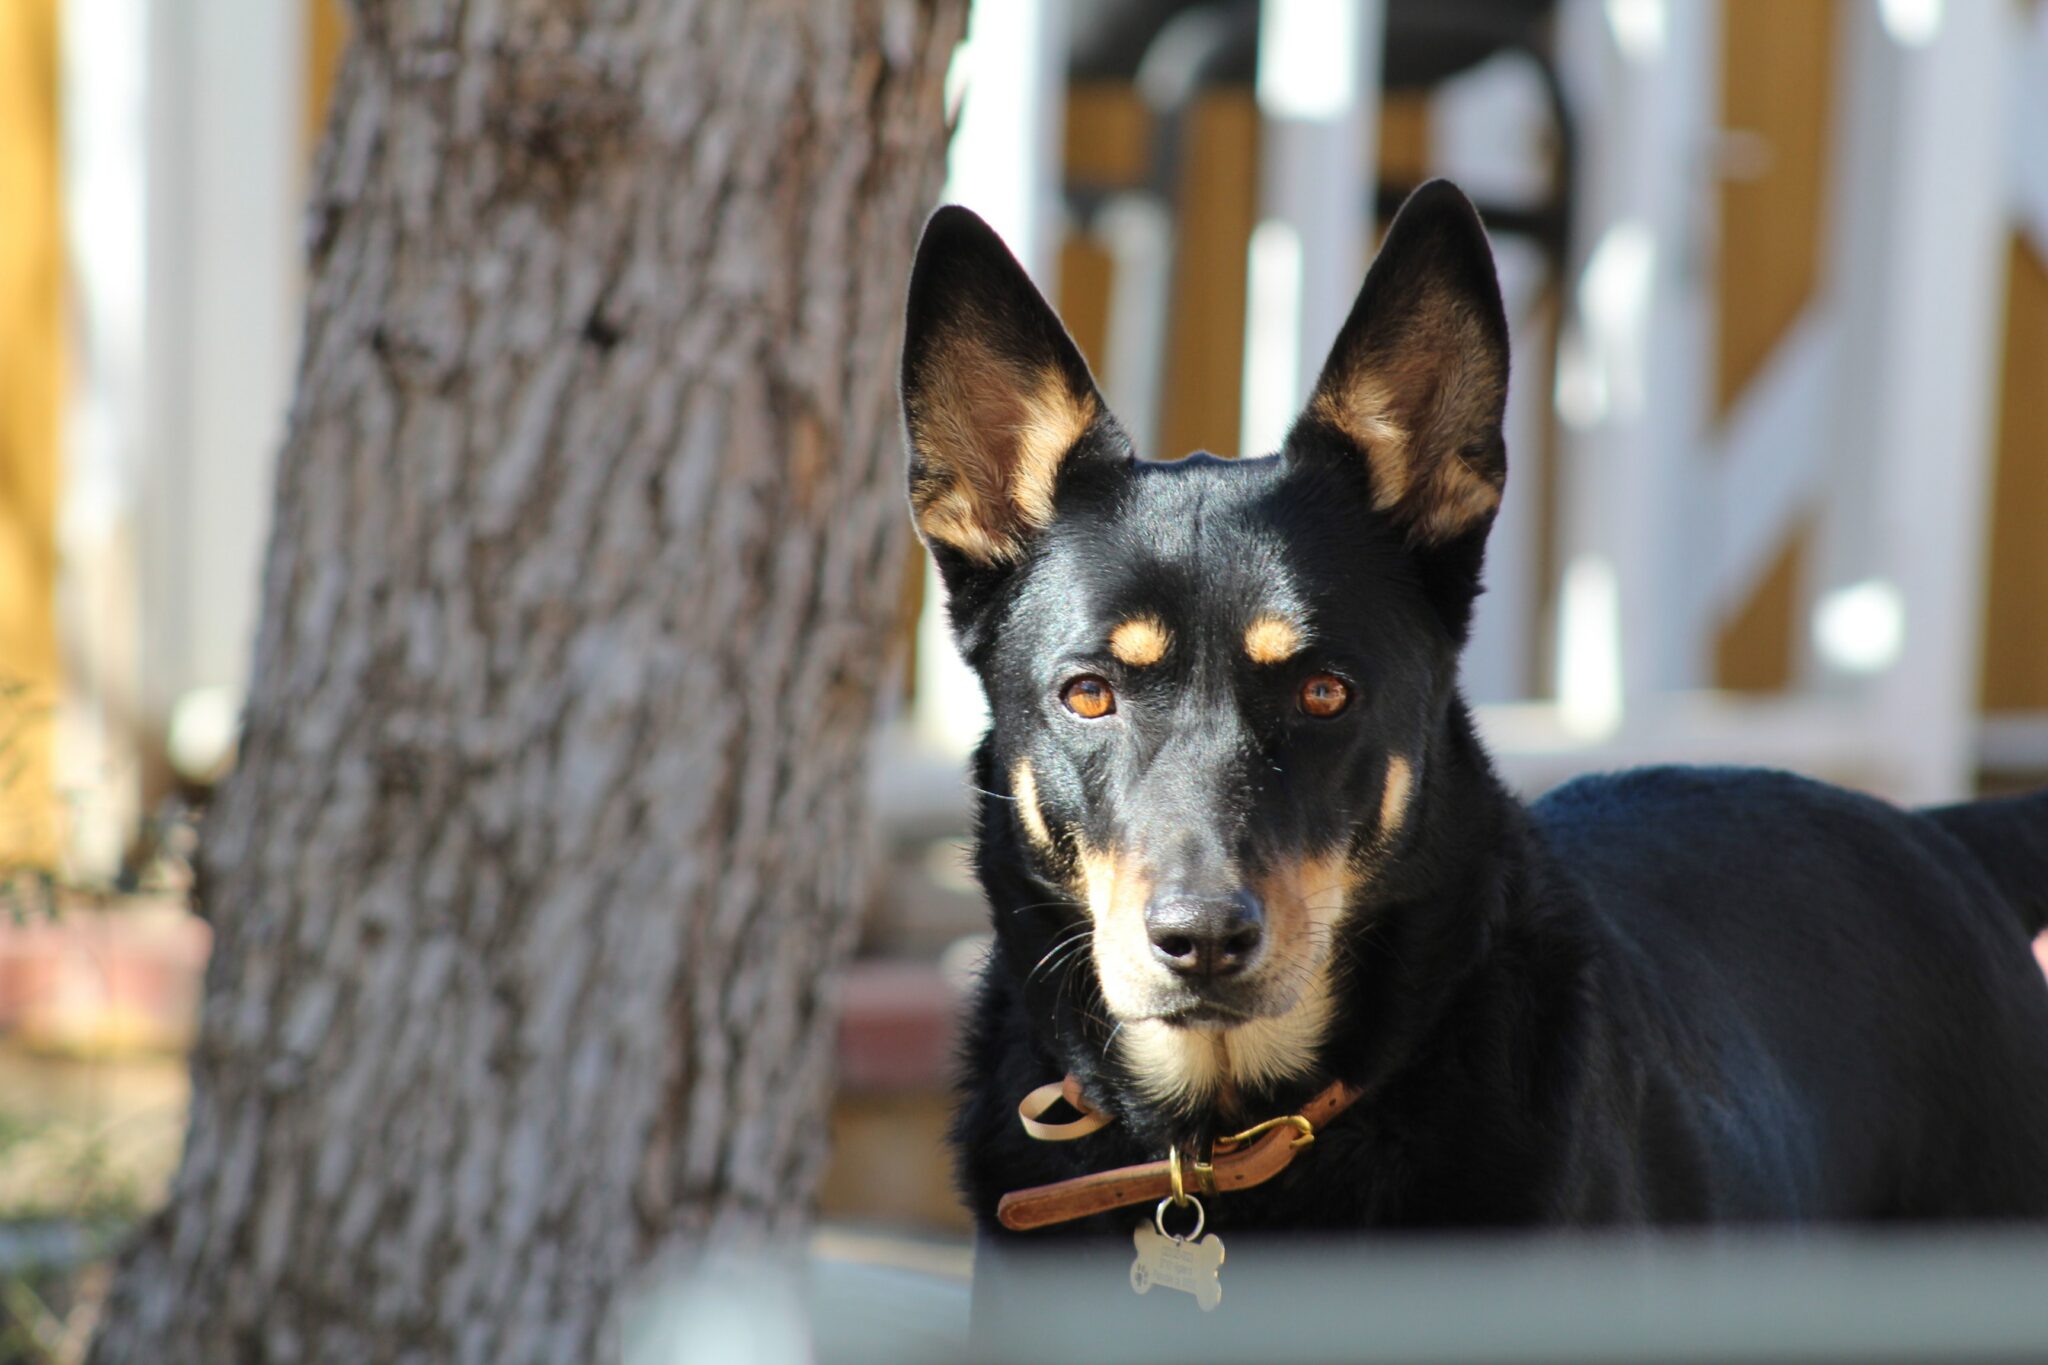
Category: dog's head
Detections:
[{"x1": 903, "y1": 182, "x2": 1508, "y2": 1110}]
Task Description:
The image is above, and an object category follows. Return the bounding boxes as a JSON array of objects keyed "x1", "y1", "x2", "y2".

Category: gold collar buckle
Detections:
[{"x1": 1216, "y1": 1112, "x2": 1317, "y2": 1153}]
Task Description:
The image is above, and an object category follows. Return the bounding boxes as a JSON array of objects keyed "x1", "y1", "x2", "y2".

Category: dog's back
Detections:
[
  {"x1": 1536, "y1": 769, "x2": 2048, "y2": 1219},
  {"x1": 1926, "y1": 788, "x2": 2048, "y2": 940}
]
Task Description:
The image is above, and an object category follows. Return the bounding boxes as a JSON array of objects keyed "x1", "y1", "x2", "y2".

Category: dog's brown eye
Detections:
[
  {"x1": 1061, "y1": 675, "x2": 1116, "y2": 719},
  {"x1": 1300, "y1": 674, "x2": 1350, "y2": 718}
]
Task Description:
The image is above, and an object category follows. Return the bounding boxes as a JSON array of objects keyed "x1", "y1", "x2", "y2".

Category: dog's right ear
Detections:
[{"x1": 901, "y1": 208, "x2": 1127, "y2": 604}]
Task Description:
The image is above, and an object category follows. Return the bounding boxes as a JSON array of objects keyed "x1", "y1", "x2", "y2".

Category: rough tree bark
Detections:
[{"x1": 88, "y1": 2, "x2": 964, "y2": 1360}]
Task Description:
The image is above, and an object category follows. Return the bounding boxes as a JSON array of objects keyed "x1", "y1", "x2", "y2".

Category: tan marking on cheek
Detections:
[
  {"x1": 1109, "y1": 615, "x2": 1171, "y2": 667},
  {"x1": 1380, "y1": 755, "x2": 1414, "y2": 839},
  {"x1": 1243, "y1": 614, "x2": 1303, "y2": 665},
  {"x1": 1077, "y1": 840, "x2": 1112, "y2": 912},
  {"x1": 1258, "y1": 850, "x2": 1360, "y2": 953},
  {"x1": 1077, "y1": 839, "x2": 1156, "y2": 1019},
  {"x1": 1249, "y1": 849, "x2": 1359, "y2": 1030},
  {"x1": 1011, "y1": 759, "x2": 1053, "y2": 851}
]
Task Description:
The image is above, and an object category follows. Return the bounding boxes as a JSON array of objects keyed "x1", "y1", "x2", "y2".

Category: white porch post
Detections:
[
  {"x1": 1238, "y1": 0, "x2": 1385, "y2": 456},
  {"x1": 914, "y1": 0, "x2": 1070, "y2": 757},
  {"x1": 59, "y1": 0, "x2": 307, "y2": 863},
  {"x1": 131, "y1": 0, "x2": 305, "y2": 780},
  {"x1": 1549, "y1": 0, "x2": 1720, "y2": 731},
  {"x1": 2012, "y1": 5, "x2": 2048, "y2": 265},
  {"x1": 1808, "y1": 1, "x2": 2013, "y2": 803},
  {"x1": 58, "y1": 0, "x2": 152, "y2": 875}
]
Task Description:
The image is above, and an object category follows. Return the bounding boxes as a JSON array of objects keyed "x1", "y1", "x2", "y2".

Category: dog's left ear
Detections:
[{"x1": 1288, "y1": 180, "x2": 1509, "y2": 632}]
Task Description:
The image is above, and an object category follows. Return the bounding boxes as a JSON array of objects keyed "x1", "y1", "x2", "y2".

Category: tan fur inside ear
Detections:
[
  {"x1": 1309, "y1": 284, "x2": 1504, "y2": 543},
  {"x1": 907, "y1": 329, "x2": 1096, "y2": 564}
]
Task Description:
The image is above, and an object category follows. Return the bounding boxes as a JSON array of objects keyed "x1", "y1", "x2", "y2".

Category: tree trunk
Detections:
[{"x1": 89, "y1": 3, "x2": 963, "y2": 1360}]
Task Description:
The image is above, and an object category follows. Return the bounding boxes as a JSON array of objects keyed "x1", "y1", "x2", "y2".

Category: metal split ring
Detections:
[{"x1": 1154, "y1": 1193, "x2": 1206, "y2": 1242}]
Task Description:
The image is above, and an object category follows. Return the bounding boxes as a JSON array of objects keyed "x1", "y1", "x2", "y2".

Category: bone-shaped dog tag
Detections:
[{"x1": 1129, "y1": 1199, "x2": 1225, "y2": 1311}]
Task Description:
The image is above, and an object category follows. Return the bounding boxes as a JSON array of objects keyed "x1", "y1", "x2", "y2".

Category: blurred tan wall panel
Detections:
[
  {"x1": 1712, "y1": 0, "x2": 1837, "y2": 691},
  {"x1": 1057, "y1": 233, "x2": 1115, "y2": 374},
  {"x1": 1064, "y1": 82, "x2": 1151, "y2": 187},
  {"x1": 1714, "y1": 522, "x2": 1808, "y2": 694},
  {"x1": 1061, "y1": 85, "x2": 1423, "y2": 461},
  {"x1": 819, "y1": 1093, "x2": 971, "y2": 1233},
  {"x1": 306, "y1": 0, "x2": 350, "y2": 157},
  {"x1": 1982, "y1": 237, "x2": 2048, "y2": 712},
  {"x1": 1377, "y1": 90, "x2": 1432, "y2": 190},
  {"x1": 1714, "y1": 0, "x2": 1836, "y2": 412},
  {"x1": 0, "y1": 0, "x2": 63, "y2": 869},
  {"x1": 1160, "y1": 91, "x2": 1258, "y2": 459}
]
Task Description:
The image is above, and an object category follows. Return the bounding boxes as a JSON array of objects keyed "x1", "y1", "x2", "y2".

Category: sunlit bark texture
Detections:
[{"x1": 89, "y1": 2, "x2": 964, "y2": 1360}]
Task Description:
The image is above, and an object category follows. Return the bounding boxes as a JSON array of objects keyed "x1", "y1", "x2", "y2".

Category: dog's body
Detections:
[{"x1": 901, "y1": 182, "x2": 2048, "y2": 1244}]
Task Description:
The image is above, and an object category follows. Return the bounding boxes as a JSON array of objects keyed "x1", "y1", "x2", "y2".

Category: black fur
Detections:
[{"x1": 903, "y1": 182, "x2": 2048, "y2": 1252}]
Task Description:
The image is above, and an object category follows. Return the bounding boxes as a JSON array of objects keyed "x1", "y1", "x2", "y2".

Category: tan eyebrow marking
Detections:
[
  {"x1": 1109, "y1": 615, "x2": 1171, "y2": 667},
  {"x1": 1243, "y1": 614, "x2": 1303, "y2": 665},
  {"x1": 1012, "y1": 759, "x2": 1053, "y2": 851}
]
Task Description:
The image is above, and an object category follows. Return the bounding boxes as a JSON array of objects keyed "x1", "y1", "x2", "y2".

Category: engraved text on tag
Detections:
[{"x1": 1129, "y1": 1220, "x2": 1225, "y2": 1311}]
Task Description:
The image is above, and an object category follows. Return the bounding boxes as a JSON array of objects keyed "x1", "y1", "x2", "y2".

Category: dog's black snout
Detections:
[{"x1": 1145, "y1": 890, "x2": 1265, "y2": 979}]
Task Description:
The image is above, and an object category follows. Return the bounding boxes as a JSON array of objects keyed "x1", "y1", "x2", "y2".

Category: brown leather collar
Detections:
[{"x1": 996, "y1": 1077, "x2": 1363, "y2": 1232}]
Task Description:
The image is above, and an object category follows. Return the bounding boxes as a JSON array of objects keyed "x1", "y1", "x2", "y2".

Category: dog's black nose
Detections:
[{"x1": 1145, "y1": 891, "x2": 1264, "y2": 979}]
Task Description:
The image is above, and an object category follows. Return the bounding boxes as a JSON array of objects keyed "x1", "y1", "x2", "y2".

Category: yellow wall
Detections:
[
  {"x1": 1711, "y1": 0, "x2": 1836, "y2": 693},
  {"x1": 1709, "y1": 1, "x2": 2048, "y2": 715},
  {"x1": 1983, "y1": 236, "x2": 2048, "y2": 711},
  {"x1": 306, "y1": 0, "x2": 349, "y2": 156},
  {"x1": 0, "y1": 0, "x2": 63, "y2": 870}
]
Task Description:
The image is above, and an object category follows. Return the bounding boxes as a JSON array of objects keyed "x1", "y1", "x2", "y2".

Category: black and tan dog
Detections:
[{"x1": 902, "y1": 181, "x2": 2048, "y2": 1264}]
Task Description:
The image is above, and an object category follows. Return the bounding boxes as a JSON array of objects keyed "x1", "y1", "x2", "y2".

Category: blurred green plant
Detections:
[
  {"x1": 0, "y1": 677, "x2": 172, "y2": 1361},
  {"x1": 0, "y1": 1114, "x2": 144, "y2": 1224},
  {"x1": 0, "y1": 677, "x2": 58, "y2": 926},
  {"x1": 0, "y1": 1104, "x2": 145, "y2": 1364}
]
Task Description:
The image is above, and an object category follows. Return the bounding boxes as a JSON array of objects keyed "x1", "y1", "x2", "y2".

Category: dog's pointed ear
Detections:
[
  {"x1": 901, "y1": 208, "x2": 1127, "y2": 592},
  {"x1": 1290, "y1": 179, "x2": 1509, "y2": 555}
]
